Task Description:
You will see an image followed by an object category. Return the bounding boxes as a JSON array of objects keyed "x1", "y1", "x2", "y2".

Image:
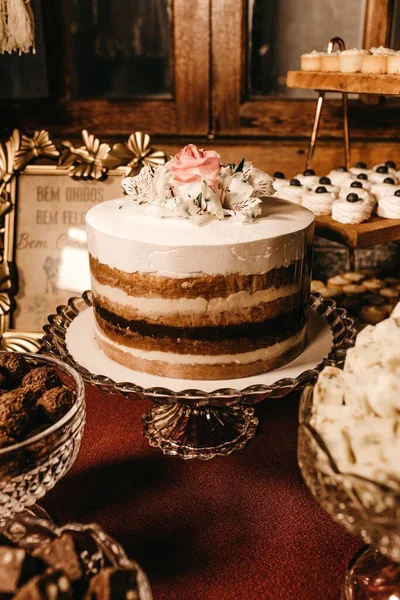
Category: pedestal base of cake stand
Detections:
[{"x1": 142, "y1": 403, "x2": 258, "y2": 460}]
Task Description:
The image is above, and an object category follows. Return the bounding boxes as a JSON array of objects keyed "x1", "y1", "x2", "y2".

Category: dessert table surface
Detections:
[{"x1": 43, "y1": 386, "x2": 360, "y2": 600}]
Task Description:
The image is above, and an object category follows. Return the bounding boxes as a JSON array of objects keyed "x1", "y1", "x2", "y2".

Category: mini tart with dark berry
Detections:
[
  {"x1": 302, "y1": 185, "x2": 337, "y2": 216},
  {"x1": 377, "y1": 189, "x2": 400, "y2": 219}
]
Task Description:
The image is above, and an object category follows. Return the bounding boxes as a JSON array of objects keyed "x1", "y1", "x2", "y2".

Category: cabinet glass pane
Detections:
[
  {"x1": 70, "y1": 0, "x2": 173, "y2": 98},
  {"x1": 249, "y1": 0, "x2": 366, "y2": 98}
]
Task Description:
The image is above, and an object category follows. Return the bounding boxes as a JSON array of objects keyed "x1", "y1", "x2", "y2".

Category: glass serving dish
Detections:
[
  {"x1": 42, "y1": 292, "x2": 356, "y2": 459},
  {"x1": 298, "y1": 386, "x2": 400, "y2": 600},
  {"x1": 0, "y1": 352, "x2": 85, "y2": 524},
  {"x1": 0, "y1": 511, "x2": 152, "y2": 599}
]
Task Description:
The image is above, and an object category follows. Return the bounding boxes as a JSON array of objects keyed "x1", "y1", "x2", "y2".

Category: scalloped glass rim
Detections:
[{"x1": 42, "y1": 292, "x2": 356, "y2": 405}]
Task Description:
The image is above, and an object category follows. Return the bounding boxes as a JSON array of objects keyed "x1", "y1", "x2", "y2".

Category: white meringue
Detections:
[
  {"x1": 310, "y1": 183, "x2": 340, "y2": 196},
  {"x1": 294, "y1": 173, "x2": 320, "y2": 187},
  {"x1": 339, "y1": 187, "x2": 376, "y2": 207},
  {"x1": 326, "y1": 169, "x2": 354, "y2": 187},
  {"x1": 332, "y1": 196, "x2": 373, "y2": 224},
  {"x1": 369, "y1": 170, "x2": 397, "y2": 184},
  {"x1": 377, "y1": 193, "x2": 400, "y2": 219},
  {"x1": 276, "y1": 184, "x2": 305, "y2": 205},
  {"x1": 370, "y1": 181, "x2": 397, "y2": 200},
  {"x1": 272, "y1": 178, "x2": 290, "y2": 191},
  {"x1": 302, "y1": 189, "x2": 336, "y2": 216}
]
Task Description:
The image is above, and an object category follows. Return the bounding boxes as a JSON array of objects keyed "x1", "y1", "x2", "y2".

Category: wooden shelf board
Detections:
[
  {"x1": 287, "y1": 71, "x2": 400, "y2": 95},
  {"x1": 315, "y1": 215, "x2": 400, "y2": 248}
]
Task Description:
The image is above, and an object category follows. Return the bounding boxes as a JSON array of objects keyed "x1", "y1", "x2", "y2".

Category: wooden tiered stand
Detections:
[{"x1": 287, "y1": 38, "x2": 400, "y2": 253}]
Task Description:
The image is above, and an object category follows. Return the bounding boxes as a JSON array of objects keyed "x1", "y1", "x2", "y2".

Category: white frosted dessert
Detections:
[
  {"x1": 271, "y1": 172, "x2": 290, "y2": 190},
  {"x1": 370, "y1": 178, "x2": 397, "y2": 200},
  {"x1": 301, "y1": 51, "x2": 321, "y2": 71},
  {"x1": 339, "y1": 48, "x2": 370, "y2": 73},
  {"x1": 86, "y1": 146, "x2": 315, "y2": 380},
  {"x1": 276, "y1": 180, "x2": 306, "y2": 204},
  {"x1": 338, "y1": 183, "x2": 376, "y2": 207},
  {"x1": 294, "y1": 170, "x2": 320, "y2": 187},
  {"x1": 362, "y1": 54, "x2": 387, "y2": 74},
  {"x1": 326, "y1": 168, "x2": 354, "y2": 187},
  {"x1": 387, "y1": 52, "x2": 400, "y2": 74},
  {"x1": 302, "y1": 186, "x2": 336, "y2": 216},
  {"x1": 310, "y1": 177, "x2": 339, "y2": 196},
  {"x1": 332, "y1": 191, "x2": 374, "y2": 224},
  {"x1": 377, "y1": 190, "x2": 400, "y2": 219},
  {"x1": 320, "y1": 52, "x2": 340, "y2": 72}
]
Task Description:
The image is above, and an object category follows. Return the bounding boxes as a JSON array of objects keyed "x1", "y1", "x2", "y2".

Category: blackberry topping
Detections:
[
  {"x1": 395, "y1": 190, "x2": 400, "y2": 197},
  {"x1": 377, "y1": 165, "x2": 389, "y2": 174},
  {"x1": 315, "y1": 186, "x2": 327, "y2": 194},
  {"x1": 346, "y1": 193, "x2": 360, "y2": 203},
  {"x1": 290, "y1": 178, "x2": 301, "y2": 186},
  {"x1": 319, "y1": 177, "x2": 331, "y2": 185},
  {"x1": 386, "y1": 160, "x2": 396, "y2": 169},
  {"x1": 355, "y1": 162, "x2": 367, "y2": 168},
  {"x1": 351, "y1": 181, "x2": 363, "y2": 188},
  {"x1": 383, "y1": 177, "x2": 395, "y2": 184},
  {"x1": 273, "y1": 171, "x2": 285, "y2": 179},
  {"x1": 303, "y1": 169, "x2": 315, "y2": 176},
  {"x1": 358, "y1": 173, "x2": 368, "y2": 180}
]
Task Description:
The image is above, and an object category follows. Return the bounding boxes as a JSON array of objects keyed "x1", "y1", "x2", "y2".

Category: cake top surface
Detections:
[{"x1": 86, "y1": 197, "x2": 314, "y2": 247}]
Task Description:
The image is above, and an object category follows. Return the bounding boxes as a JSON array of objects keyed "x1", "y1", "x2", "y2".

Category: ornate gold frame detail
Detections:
[{"x1": 0, "y1": 129, "x2": 166, "y2": 352}]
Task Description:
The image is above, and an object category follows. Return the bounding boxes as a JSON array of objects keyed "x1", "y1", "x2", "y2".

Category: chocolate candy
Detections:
[
  {"x1": 33, "y1": 534, "x2": 83, "y2": 583},
  {"x1": 346, "y1": 193, "x2": 360, "y2": 203},
  {"x1": 319, "y1": 177, "x2": 331, "y2": 185},
  {"x1": 273, "y1": 171, "x2": 285, "y2": 179},
  {"x1": 376, "y1": 165, "x2": 388, "y2": 173},
  {"x1": 303, "y1": 169, "x2": 315, "y2": 176},
  {"x1": 13, "y1": 569, "x2": 73, "y2": 599},
  {"x1": 85, "y1": 566, "x2": 147, "y2": 599},
  {"x1": 37, "y1": 388, "x2": 74, "y2": 424},
  {"x1": 21, "y1": 367, "x2": 62, "y2": 398},
  {"x1": 355, "y1": 162, "x2": 367, "y2": 168},
  {"x1": 0, "y1": 388, "x2": 36, "y2": 440},
  {"x1": 386, "y1": 160, "x2": 396, "y2": 169},
  {"x1": 315, "y1": 186, "x2": 327, "y2": 194},
  {"x1": 0, "y1": 354, "x2": 28, "y2": 390},
  {"x1": 394, "y1": 190, "x2": 400, "y2": 197},
  {"x1": 290, "y1": 178, "x2": 301, "y2": 186},
  {"x1": 357, "y1": 173, "x2": 368, "y2": 180},
  {"x1": 350, "y1": 181, "x2": 363, "y2": 188},
  {"x1": 383, "y1": 177, "x2": 395, "y2": 184}
]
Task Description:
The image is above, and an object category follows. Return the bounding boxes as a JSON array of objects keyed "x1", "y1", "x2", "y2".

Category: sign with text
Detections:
[{"x1": 13, "y1": 166, "x2": 127, "y2": 330}]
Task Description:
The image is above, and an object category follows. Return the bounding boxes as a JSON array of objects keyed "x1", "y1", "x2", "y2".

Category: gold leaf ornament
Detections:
[
  {"x1": 0, "y1": 259, "x2": 12, "y2": 317},
  {"x1": 0, "y1": 129, "x2": 20, "y2": 197},
  {"x1": 105, "y1": 131, "x2": 166, "y2": 175},
  {"x1": 0, "y1": 331, "x2": 42, "y2": 353},
  {"x1": 14, "y1": 130, "x2": 59, "y2": 172},
  {"x1": 59, "y1": 129, "x2": 111, "y2": 180}
]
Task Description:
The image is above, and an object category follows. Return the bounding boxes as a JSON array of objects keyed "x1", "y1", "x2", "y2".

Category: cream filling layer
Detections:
[
  {"x1": 91, "y1": 277, "x2": 300, "y2": 319},
  {"x1": 95, "y1": 322, "x2": 307, "y2": 365}
]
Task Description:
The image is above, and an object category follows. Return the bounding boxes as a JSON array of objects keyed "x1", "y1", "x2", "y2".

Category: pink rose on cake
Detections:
[{"x1": 165, "y1": 144, "x2": 221, "y2": 186}]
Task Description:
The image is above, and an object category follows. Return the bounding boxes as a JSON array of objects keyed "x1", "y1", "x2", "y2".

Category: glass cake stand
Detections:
[
  {"x1": 299, "y1": 386, "x2": 400, "y2": 600},
  {"x1": 42, "y1": 292, "x2": 356, "y2": 459}
]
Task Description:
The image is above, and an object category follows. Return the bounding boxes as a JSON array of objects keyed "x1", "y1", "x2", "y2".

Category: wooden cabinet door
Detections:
[{"x1": 0, "y1": 0, "x2": 210, "y2": 136}]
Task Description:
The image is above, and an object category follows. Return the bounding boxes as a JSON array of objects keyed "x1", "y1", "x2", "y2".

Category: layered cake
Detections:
[{"x1": 86, "y1": 145, "x2": 315, "y2": 380}]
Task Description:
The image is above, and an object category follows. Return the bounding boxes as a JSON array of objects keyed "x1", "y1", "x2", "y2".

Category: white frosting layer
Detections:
[
  {"x1": 294, "y1": 174, "x2": 320, "y2": 187},
  {"x1": 369, "y1": 171, "x2": 397, "y2": 184},
  {"x1": 332, "y1": 198, "x2": 373, "y2": 224},
  {"x1": 94, "y1": 321, "x2": 306, "y2": 365},
  {"x1": 271, "y1": 178, "x2": 290, "y2": 190},
  {"x1": 372, "y1": 164, "x2": 397, "y2": 177},
  {"x1": 92, "y1": 278, "x2": 300, "y2": 320},
  {"x1": 302, "y1": 191, "x2": 336, "y2": 216},
  {"x1": 326, "y1": 170, "x2": 354, "y2": 186},
  {"x1": 370, "y1": 182, "x2": 398, "y2": 200},
  {"x1": 310, "y1": 183, "x2": 339, "y2": 196},
  {"x1": 339, "y1": 187, "x2": 376, "y2": 206},
  {"x1": 377, "y1": 195, "x2": 400, "y2": 219},
  {"x1": 86, "y1": 198, "x2": 314, "y2": 277}
]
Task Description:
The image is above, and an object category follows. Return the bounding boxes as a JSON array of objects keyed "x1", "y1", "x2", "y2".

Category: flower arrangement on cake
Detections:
[{"x1": 121, "y1": 144, "x2": 275, "y2": 224}]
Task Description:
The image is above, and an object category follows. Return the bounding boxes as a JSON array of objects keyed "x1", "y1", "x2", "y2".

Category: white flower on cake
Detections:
[{"x1": 121, "y1": 144, "x2": 275, "y2": 224}]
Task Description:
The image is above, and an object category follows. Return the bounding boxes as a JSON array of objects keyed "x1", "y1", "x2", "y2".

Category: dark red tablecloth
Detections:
[{"x1": 43, "y1": 386, "x2": 360, "y2": 600}]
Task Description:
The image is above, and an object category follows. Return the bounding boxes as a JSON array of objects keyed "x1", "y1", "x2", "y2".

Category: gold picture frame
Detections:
[{"x1": 0, "y1": 129, "x2": 166, "y2": 351}]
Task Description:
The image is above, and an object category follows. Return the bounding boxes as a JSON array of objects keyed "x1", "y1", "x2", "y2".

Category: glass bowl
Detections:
[
  {"x1": 0, "y1": 352, "x2": 85, "y2": 522},
  {"x1": 298, "y1": 385, "x2": 400, "y2": 600}
]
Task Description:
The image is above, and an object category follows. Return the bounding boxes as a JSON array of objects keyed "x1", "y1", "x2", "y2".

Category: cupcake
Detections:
[
  {"x1": 349, "y1": 162, "x2": 371, "y2": 177},
  {"x1": 302, "y1": 185, "x2": 336, "y2": 216},
  {"x1": 339, "y1": 49, "x2": 370, "y2": 73},
  {"x1": 271, "y1": 171, "x2": 290, "y2": 191},
  {"x1": 377, "y1": 189, "x2": 400, "y2": 219},
  {"x1": 320, "y1": 51, "x2": 340, "y2": 72},
  {"x1": 326, "y1": 167, "x2": 354, "y2": 187},
  {"x1": 369, "y1": 165, "x2": 397, "y2": 184},
  {"x1": 354, "y1": 173, "x2": 373, "y2": 191},
  {"x1": 387, "y1": 51, "x2": 400, "y2": 74},
  {"x1": 276, "y1": 179, "x2": 305, "y2": 204},
  {"x1": 310, "y1": 177, "x2": 340, "y2": 196},
  {"x1": 293, "y1": 169, "x2": 320, "y2": 187},
  {"x1": 332, "y1": 192, "x2": 374, "y2": 224},
  {"x1": 339, "y1": 181, "x2": 376, "y2": 208},
  {"x1": 372, "y1": 161, "x2": 397, "y2": 177},
  {"x1": 301, "y1": 51, "x2": 322, "y2": 71}
]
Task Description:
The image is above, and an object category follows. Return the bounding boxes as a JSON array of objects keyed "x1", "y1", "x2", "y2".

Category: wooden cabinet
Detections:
[{"x1": 0, "y1": 0, "x2": 398, "y2": 140}]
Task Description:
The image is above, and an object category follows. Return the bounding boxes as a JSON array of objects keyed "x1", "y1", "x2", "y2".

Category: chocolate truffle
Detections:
[
  {"x1": 37, "y1": 387, "x2": 74, "y2": 424},
  {"x1": 33, "y1": 534, "x2": 83, "y2": 583},
  {"x1": 0, "y1": 546, "x2": 46, "y2": 594},
  {"x1": 0, "y1": 353, "x2": 28, "y2": 390},
  {"x1": 21, "y1": 367, "x2": 62, "y2": 398},
  {"x1": 0, "y1": 388, "x2": 36, "y2": 440}
]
